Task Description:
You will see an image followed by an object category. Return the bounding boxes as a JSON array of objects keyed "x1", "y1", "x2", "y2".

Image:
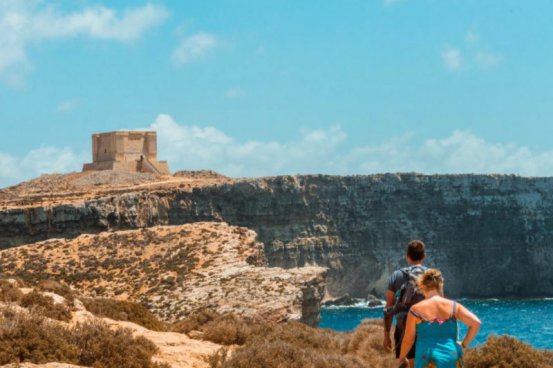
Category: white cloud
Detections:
[
  {"x1": 3, "y1": 117, "x2": 553, "y2": 188},
  {"x1": 465, "y1": 30, "x2": 479, "y2": 43},
  {"x1": 56, "y1": 99, "x2": 79, "y2": 113},
  {"x1": 0, "y1": 146, "x2": 85, "y2": 187},
  {"x1": 0, "y1": 1, "x2": 168, "y2": 83},
  {"x1": 149, "y1": 114, "x2": 553, "y2": 178},
  {"x1": 225, "y1": 87, "x2": 243, "y2": 98},
  {"x1": 441, "y1": 46, "x2": 462, "y2": 71},
  {"x1": 172, "y1": 33, "x2": 217, "y2": 65},
  {"x1": 442, "y1": 30, "x2": 501, "y2": 71},
  {"x1": 475, "y1": 51, "x2": 501, "y2": 68}
]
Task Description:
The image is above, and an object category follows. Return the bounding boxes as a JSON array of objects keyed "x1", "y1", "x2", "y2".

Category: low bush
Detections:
[
  {"x1": 464, "y1": 335, "x2": 553, "y2": 368},
  {"x1": 83, "y1": 298, "x2": 166, "y2": 331},
  {"x1": 215, "y1": 340, "x2": 366, "y2": 368},
  {"x1": 202, "y1": 314, "x2": 256, "y2": 345},
  {"x1": 205, "y1": 315, "x2": 396, "y2": 368},
  {"x1": 36, "y1": 279, "x2": 75, "y2": 301},
  {"x1": 0, "y1": 280, "x2": 23, "y2": 303},
  {"x1": 0, "y1": 310, "x2": 78, "y2": 364},
  {"x1": 72, "y1": 321, "x2": 168, "y2": 368},
  {"x1": 171, "y1": 307, "x2": 220, "y2": 334},
  {"x1": 20, "y1": 291, "x2": 72, "y2": 322},
  {"x1": 0, "y1": 309, "x2": 169, "y2": 368}
]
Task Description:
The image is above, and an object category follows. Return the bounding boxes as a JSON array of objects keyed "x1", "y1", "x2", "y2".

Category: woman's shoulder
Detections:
[{"x1": 411, "y1": 297, "x2": 456, "y2": 312}]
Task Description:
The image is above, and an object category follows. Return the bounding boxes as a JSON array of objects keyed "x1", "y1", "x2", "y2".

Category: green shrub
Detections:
[{"x1": 83, "y1": 298, "x2": 166, "y2": 331}]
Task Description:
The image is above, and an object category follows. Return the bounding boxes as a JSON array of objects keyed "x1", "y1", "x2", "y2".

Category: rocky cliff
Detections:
[
  {"x1": 0, "y1": 222, "x2": 326, "y2": 325},
  {"x1": 1, "y1": 173, "x2": 553, "y2": 298}
]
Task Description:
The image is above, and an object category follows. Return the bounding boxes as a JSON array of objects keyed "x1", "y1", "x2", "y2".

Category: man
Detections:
[{"x1": 383, "y1": 240, "x2": 427, "y2": 368}]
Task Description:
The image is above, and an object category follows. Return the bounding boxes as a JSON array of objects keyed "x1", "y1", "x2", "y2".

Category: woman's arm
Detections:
[
  {"x1": 398, "y1": 311, "x2": 417, "y2": 363},
  {"x1": 456, "y1": 303, "x2": 481, "y2": 347}
]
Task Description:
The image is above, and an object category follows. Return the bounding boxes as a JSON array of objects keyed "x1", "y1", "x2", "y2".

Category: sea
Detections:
[{"x1": 320, "y1": 298, "x2": 553, "y2": 350}]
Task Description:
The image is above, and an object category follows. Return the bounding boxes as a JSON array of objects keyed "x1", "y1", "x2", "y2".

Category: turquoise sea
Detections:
[{"x1": 320, "y1": 299, "x2": 553, "y2": 350}]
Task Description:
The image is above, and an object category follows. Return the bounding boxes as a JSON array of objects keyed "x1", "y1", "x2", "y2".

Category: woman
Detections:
[{"x1": 397, "y1": 269, "x2": 481, "y2": 368}]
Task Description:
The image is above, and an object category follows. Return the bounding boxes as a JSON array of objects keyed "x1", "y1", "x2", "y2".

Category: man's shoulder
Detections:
[{"x1": 387, "y1": 269, "x2": 407, "y2": 292}]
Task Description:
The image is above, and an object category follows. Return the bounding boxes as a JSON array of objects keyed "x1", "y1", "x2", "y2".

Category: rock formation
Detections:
[
  {"x1": 1, "y1": 173, "x2": 553, "y2": 299},
  {"x1": 0, "y1": 222, "x2": 326, "y2": 325}
]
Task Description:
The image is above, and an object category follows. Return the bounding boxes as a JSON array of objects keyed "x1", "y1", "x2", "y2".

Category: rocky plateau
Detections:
[{"x1": 1, "y1": 171, "x2": 552, "y2": 299}]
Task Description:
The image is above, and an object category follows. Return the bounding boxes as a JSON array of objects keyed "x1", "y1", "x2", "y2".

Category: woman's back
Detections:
[
  {"x1": 397, "y1": 269, "x2": 481, "y2": 368},
  {"x1": 410, "y1": 297, "x2": 462, "y2": 368}
]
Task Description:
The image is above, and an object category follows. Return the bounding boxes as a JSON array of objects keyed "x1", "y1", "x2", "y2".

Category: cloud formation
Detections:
[
  {"x1": 149, "y1": 114, "x2": 553, "y2": 178},
  {"x1": 441, "y1": 46, "x2": 462, "y2": 71},
  {"x1": 172, "y1": 33, "x2": 217, "y2": 65},
  {"x1": 0, "y1": 1, "x2": 168, "y2": 84},
  {"x1": 441, "y1": 30, "x2": 501, "y2": 71},
  {"x1": 3, "y1": 115, "x2": 553, "y2": 188},
  {"x1": 0, "y1": 146, "x2": 85, "y2": 187},
  {"x1": 56, "y1": 99, "x2": 79, "y2": 113}
]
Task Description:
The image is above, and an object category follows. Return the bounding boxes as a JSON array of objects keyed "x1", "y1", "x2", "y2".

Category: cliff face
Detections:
[{"x1": 2, "y1": 173, "x2": 553, "y2": 298}]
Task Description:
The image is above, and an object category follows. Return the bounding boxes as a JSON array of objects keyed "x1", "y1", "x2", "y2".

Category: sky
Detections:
[{"x1": 1, "y1": 0, "x2": 553, "y2": 187}]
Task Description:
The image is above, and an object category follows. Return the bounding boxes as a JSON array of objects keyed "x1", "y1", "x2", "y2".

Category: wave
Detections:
[{"x1": 322, "y1": 301, "x2": 385, "y2": 310}]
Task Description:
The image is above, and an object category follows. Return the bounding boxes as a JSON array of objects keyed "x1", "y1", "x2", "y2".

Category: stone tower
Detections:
[{"x1": 82, "y1": 131, "x2": 170, "y2": 174}]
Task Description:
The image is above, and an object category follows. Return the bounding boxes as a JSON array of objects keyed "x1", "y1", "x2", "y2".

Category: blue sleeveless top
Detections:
[{"x1": 409, "y1": 302, "x2": 464, "y2": 368}]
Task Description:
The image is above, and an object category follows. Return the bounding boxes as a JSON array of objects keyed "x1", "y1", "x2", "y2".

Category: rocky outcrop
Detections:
[
  {"x1": 0, "y1": 222, "x2": 326, "y2": 326},
  {"x1": 1, "y1": 173, "x2": 553, "y2": 298}
]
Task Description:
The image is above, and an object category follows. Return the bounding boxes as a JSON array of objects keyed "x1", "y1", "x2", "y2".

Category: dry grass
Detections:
[
  {"x1": 181, "y1": 312, "x2": 395, "y2": 368},
  {"x1": 36, "y1": 279, "x2": 75, "y2": 301},
  {"x1": 82, "y1": 298, "x2": 167, "y2": 332},
  {"x1": 0, "y1": 308, "x2": 169, "y2": 368},
  {"x1": 171, "y1": 307, "x2": 220, "y2": 334},
  {"x1": 200, "y1": 314, "x2": 553, "y2": 368},
  {"x1": 464, "y1": 335, "x2": 553, "y2": 368},
  {"x1": 0, "y1": 280, "x2": 23, "y2": 303},
  {"x1": 20, "y1": 291, "x2": 72, "y2": 322}
]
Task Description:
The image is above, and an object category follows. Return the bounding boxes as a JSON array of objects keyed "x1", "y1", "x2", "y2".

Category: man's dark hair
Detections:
[{"x1": 407, "y1": 240, "x2": 426, "y2": 261}]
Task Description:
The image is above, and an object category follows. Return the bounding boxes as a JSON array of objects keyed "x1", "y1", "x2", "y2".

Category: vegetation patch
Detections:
[
  {"x1": 171, "y1": 307, "x2": 220, "y2": 335},
  {"x1": 20, "y1": 291, "x2": 72, "y2": 322},
  {"x1": 0, "y1": 280, "x2": 23, "y2": 303},
  {"x1": 83, "y1": 298, "x2": 167, "y2": 331},
  {"x1": 464, "y1": 335, "x2": 553, "y2": 368},
  {"x1": 199, "y1": 313, "x2": 553, "y2": 368},
  {"x1": 0, "y1": 309, "x2": 169, "y2": 368}
]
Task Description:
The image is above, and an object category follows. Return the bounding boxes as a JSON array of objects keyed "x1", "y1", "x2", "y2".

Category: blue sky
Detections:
[{"x1": 1, "y1": 0, "x2": 553, "y2": 186}]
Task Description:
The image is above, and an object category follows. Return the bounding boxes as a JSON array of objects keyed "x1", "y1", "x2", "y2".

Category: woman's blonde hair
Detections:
[{"x1": 418, "y1": 268, "x2": 443, "y2": 292}]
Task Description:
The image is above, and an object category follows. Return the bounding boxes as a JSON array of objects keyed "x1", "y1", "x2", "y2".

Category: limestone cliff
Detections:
[{"x1": 1, "y1": 173, "x2": 552, "y2": 298}]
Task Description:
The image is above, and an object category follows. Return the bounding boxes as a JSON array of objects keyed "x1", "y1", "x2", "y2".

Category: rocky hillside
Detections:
[
  {"x1": 0, "y1": 222, "x2": 326, "y2": 325},
  {"x1": 0, "y1": 279, "x2": 222, "y2": 367},
  {"x1": 1, "y1": 173, "x2": 552, "y2": 298}
]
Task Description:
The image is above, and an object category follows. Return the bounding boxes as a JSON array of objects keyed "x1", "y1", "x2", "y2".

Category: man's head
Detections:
[{"x1": 406, "y1": 240, "x2": 426, "y2": 264}]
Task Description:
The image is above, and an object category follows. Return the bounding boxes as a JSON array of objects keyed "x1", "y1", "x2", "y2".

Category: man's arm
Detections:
[
  {"x1": 398, "y1": 312, "x2": 417, "y2": 365},
  {"x1": 383, "y1": 289, "x2": 396, "y2": 352}
]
